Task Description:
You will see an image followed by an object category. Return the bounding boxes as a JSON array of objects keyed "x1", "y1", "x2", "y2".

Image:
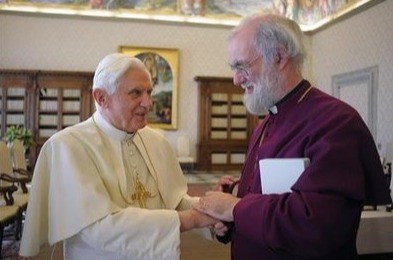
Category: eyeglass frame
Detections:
[{"x1": 228, "y1": 55, "x2": 260, "y2": 77}]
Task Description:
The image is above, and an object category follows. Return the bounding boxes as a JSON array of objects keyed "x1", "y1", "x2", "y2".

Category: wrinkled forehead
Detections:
[
  {"x1": 227, "y1": 27, "x2": 257, "y2": 62},
  {"x1": 118, "y1": 67, "x2": 153, "y2": 88}
]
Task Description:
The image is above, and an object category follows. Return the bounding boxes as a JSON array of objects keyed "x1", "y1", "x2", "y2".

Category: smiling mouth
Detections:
[{"x1": 135, "y1": 111, "x2": 147, "y2": 117}]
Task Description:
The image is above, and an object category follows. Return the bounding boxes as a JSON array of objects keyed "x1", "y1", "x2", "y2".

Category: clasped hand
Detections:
[
  {"x1": 191, "y1": 175, "x2": 240, "y2": 236},
  {"x1": 194, "y1": 191, "x2": 240, "y2": 222},
  {"x1": 194, "y1": 175, "x2": 241, "y2": 222}
]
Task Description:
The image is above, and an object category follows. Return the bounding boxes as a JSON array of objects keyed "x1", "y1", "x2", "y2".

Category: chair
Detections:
[
  {"x1": 0, "y1": 177, "x2": 19, "y2": 258},
  {"x1": 176, "y1": 135, "x2": 196, "y2": 173},
  {"x1": 0, "y1": 140, "x2": 31, "y2": 239},
  {"x1": 10, "y1": 139, "x2": 30, "y2": 175},
  {"x1": 385, "y1": 142, "x2": 393, "y2": 212}
]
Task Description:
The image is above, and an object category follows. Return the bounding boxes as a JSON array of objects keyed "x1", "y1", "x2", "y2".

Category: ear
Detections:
[
  {"x1": 276, "y1": 45, "x2": 290, "y2": 70},
  {"x1": 92, "y1": 88, "x2": 108, "y2": 108}
]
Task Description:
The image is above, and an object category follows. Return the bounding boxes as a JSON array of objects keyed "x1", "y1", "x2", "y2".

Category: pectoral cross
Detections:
[{"x1": 131, "y1": 176, "x2": 153, "y2": 208}]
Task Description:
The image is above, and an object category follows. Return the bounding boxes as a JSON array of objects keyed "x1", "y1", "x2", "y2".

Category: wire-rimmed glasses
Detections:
[{"x1": 228, "y1": 55, "x2": 260, "y2": 77}]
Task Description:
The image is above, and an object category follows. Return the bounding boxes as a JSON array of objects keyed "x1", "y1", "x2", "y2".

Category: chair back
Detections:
[
  {"x1": 0, "y1": 140, "x2": 31, "y2": 195},
  {"x1": 0, "y1": 140, "x2": 16, "y2": 192},
  {"x1": 10, "y1": 139, "x2": 27, "y2": 170},
  {"x1": 386, "y1": 141, "x2": 393, "y2": 164},
  {"x1": 0, "y1": 141, "x2": 14, "y2": 175}
]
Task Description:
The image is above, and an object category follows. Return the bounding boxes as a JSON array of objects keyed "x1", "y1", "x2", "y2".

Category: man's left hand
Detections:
[{"x1": 194, "y1": 191, "x2": 240, "y2": 222}]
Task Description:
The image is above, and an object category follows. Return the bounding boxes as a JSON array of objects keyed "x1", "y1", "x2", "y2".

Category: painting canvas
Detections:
[
  {"x1": 0, "y1": 0, "x2": 377, "y2": 31},
  {"x1": 120, "y1": 46, "x2": 178, "y2": 130}
]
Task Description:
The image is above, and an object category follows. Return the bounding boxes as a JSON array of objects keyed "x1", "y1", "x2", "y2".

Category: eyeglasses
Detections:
[{"x1": 228, "y1": 55, "x2": 260, "y2": 77}]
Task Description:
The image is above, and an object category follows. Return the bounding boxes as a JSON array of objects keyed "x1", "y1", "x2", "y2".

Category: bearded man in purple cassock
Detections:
[{"x1": 195, "y1": 13, "x2": 392, "y2": 260}]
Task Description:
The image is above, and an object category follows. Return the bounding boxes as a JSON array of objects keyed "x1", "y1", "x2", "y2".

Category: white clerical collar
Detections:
[
  {"x1": 93, "y1": 111, "x2": 135, "y2": 141},
  {"x1": 269, "y1": 106, "x2": 278, "y2": 115}
]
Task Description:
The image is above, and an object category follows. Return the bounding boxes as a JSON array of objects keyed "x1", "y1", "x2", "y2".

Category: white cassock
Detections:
[{"x1": 20, "y1": 111, "x2": 199, "y2": 260}]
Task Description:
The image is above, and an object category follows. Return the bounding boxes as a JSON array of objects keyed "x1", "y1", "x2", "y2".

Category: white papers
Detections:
[{"x1": 259, "y1": 158, "x2": 310, "y2": 194}]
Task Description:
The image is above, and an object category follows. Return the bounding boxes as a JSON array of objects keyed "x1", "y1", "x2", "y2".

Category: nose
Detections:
[
  {"x1": 233, "y1": 71, "x2": 246, "y2": 86},
  {"x1": 141, "y1": 93, "x2": 153, "y2": 109}
]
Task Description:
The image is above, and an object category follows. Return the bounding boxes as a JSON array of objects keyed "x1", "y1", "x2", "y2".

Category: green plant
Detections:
[{"x1": 3, "y1": 125, "x2": 34, "y2": 149}]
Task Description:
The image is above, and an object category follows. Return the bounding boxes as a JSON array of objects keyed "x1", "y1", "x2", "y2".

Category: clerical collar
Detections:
[
  {"x1": 93, "y1": 112, "x2": 135, "y2": 141},
  {"x1": 269, "y1": 79, "x2": 309, "y2": 115},
  {"x1": 269, "y1": 106, "x2": 278, "y2": 115}
]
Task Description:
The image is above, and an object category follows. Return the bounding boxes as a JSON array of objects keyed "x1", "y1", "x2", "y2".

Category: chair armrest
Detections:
[
  {"x1": 0, "y1": 178, "x2": 17, "y2": 205},
  {"x1": 14, "y1": 168, "x2": 33, "y2": 180},
  {"x1": 0, "y1": 173, "x2": 30, "y2": 194}
]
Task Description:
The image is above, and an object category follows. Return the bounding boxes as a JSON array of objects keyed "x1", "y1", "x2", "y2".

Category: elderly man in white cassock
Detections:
[{"x1": 19, "y1": 53, "x2": 220, "y2": 260}]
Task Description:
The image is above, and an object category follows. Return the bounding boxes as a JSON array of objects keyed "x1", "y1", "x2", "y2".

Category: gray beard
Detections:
[{"x1": 243, "y1": 67, "x2": 284, "y2": 115}]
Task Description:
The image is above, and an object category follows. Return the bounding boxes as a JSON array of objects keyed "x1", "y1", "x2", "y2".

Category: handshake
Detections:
[{"x1": 179, "y1": 175, "x2": 240, "y2": 237}]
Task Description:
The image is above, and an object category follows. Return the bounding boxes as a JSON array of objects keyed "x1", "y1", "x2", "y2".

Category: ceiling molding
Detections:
[{"x1": 0, "y1": 0, "x2": 385, "y2": 32}]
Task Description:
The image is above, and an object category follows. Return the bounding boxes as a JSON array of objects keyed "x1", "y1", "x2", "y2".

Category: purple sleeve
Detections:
[
  {"x1": 234, "y1": 192, "x2": 360, "y2": 256},
  {"x1": 233, "y1": 102, "x2": 390, "y2": 256}
]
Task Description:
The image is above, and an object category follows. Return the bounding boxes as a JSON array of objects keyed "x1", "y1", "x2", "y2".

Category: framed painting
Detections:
[{"x1": 120, "y1": 46, "x2": 178, "y2": 130}]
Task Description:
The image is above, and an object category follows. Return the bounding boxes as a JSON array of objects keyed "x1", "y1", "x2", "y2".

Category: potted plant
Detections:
[{"x1": 3, "y1": 125, "x2": 34, "y2": 153}]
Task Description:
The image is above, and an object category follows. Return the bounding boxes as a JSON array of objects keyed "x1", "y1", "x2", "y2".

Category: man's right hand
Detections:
[{"x1": 178, "y1": 208, "x2": 219, "y2": 232}]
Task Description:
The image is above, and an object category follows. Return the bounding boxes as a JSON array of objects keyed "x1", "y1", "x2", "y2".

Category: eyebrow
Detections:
[{"x1": 228, "y1": 60, "x2": 245, "y2": 68}]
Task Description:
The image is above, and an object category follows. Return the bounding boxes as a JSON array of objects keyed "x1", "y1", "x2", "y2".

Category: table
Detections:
[{"x1": 357, "y1": 206, "x2": 393, "y2": 255}]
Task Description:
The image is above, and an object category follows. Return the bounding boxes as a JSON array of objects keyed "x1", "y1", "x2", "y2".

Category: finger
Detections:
[
  {"x1": 220, "y1": 177, "x2": 235, "y2": 185},
  {"x1": 214, "y1": 222, "x2": 225, "y2": 229},
  {"x1": 194, "y1": 199, "x2": 209, "y2": 213}
]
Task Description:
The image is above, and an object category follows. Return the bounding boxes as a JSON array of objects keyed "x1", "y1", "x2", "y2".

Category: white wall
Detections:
[
  {"x1": 311, "y1": 0, "x2": 393, "y2": 157},
  {"x1": 1, "y1": 0, "x2": 392, "y2": 160},
  {"x1": 0, "y1": 12, "x2": 234, "y2": 158}
]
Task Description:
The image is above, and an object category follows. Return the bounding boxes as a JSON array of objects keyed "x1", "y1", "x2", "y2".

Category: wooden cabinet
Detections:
[
  {"x1": 195, "y1": 76, "x2": 262, "y2": 171},
  {"x1": 34, "y1": 72, "x2": 93, "y2": 142},
  {"x1": 0, "y1": 70, "x2": 94, "y2": 168},
  {"x1": 0, "y1": 72, "x2": 31, "y2": 131}
]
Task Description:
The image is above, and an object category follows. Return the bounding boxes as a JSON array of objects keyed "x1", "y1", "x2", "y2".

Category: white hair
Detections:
[
  {"x1": 229, "y1": 14, "x2": 306, "y2": 70},
  {"x1": 92, "y1": 53, "x2": 151, "y2": 95}
]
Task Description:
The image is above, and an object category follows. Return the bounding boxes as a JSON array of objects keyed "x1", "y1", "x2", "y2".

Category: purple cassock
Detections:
[{"x1": 222, "y1": 80, "x2": 392, "y2": 260}]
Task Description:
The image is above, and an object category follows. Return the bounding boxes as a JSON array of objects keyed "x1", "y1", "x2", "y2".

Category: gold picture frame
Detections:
[{"x1": 120, "y1": 46, "x2": 178, "y2": 130}]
